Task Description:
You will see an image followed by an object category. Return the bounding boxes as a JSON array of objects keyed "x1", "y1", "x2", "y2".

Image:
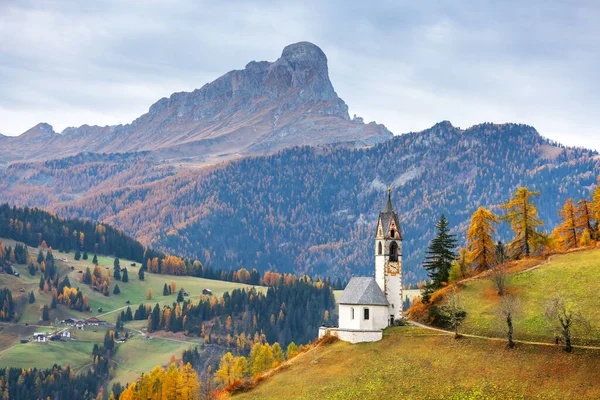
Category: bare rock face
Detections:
[{"x1": 2, "y1": 42, "x2": 392, "y2": 166}]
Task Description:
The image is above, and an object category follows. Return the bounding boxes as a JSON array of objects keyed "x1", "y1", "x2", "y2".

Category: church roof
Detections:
[
  {"x1": 337, "y1": 277, "x2": 389, "y2": 306},
  {"x1": 377, "y1": 190, "x2": 402, "y2": 239}
]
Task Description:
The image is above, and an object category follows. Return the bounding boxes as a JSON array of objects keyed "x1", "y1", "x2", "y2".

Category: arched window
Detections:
[
  {"x1": 390, "y1": 229, "x2": 395, "y2": 238},
  {"x1": 351, "y1": 307, "x2": 355, "y2": 320},
  {"x1": 389, "y1": 241, "x2": 398, "y2": 261},
  {"x1": 378, "y1": 242, "x2": 382, "y2": 255}
]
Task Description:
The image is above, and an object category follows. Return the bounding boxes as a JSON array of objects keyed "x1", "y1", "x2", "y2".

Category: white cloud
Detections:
[{"x1": 0, "y1": 0, "x2": 598, "y2": 150}]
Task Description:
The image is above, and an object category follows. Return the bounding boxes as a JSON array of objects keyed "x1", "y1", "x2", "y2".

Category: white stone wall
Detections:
[
  {"x1": 318, "y1": 327, "x2": 383, "y2": 344},
  {"x1": 339, "y1": 304, "x2": 388, "y2": 331},
  {"x1": 385, "y1": 271, "x2": 403, "y2": 321}
]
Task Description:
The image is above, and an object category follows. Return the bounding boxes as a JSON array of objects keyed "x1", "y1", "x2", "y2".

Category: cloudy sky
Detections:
[{"x1": 1, "y1": 0, "x2": 598, "y2": 149}]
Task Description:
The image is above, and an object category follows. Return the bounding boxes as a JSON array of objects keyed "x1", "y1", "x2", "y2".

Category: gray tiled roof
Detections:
[{"x1": 337, "y1": 277, "x2": 389, "y2": 306}]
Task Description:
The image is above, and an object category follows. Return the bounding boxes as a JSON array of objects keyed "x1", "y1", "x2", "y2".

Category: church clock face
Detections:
[{"x1": 386, "y1": 262, "x2": 400, "y2": 276}]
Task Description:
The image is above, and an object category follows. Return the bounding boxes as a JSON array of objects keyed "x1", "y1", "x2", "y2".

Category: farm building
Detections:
[
  {"x1": 20, "y1": 337, "x2": 29, "y2": 344},
  {"x1": 202, "y1": 289, "x2": 213, "y2": 295},
  {"x1": 75, "y1": 321, "x2": 85, "y2": 330},
  {"x1": 33, "y1": 333, "x2": 47, "y2": 343}
]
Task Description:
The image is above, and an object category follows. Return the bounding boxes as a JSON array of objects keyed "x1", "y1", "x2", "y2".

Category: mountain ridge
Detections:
[
  {"x1": 1, "y1": 42, "x2": 392, "y2": 166},
  {"x1": 1, "y1": 121, "x2": 597, "y2": 284}
]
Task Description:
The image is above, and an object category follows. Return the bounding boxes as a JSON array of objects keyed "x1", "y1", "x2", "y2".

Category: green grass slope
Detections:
[
  {"x1": 459, "y1": 248, "x2": 600, "y2": 345},
  {"x1": 236, "y1": 326, "x2": 600, "y2": 399},
  {"x1": 0, "y1": 237, "x2": 265, "y2": 384}
]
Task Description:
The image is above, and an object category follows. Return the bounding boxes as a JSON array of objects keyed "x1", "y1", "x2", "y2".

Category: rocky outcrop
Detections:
[{"x1": 2, "y1": 42, "x2": 392, "y2": 165}]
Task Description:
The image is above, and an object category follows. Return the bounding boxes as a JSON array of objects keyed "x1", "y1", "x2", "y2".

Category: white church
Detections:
[{"x1": 319, "y1": 190, "x2": 403, "y2": 343}]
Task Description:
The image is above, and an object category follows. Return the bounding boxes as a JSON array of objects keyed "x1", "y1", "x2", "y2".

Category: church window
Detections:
[
  {"x1": 390, "y1": 229, "x2": 395, "y2": 238},
  {"x1": 363, "y1": 308, "x2": 370, "y2": 320},
  {"x1": 351, "y1": 307, "x2": 355, "y2": 320},
  {"x1": 389, "y1": 242, "x2": 398, "y2": 261},
  {"x1": 378, "y1": 242, "x2": 382, "y2": 255}
]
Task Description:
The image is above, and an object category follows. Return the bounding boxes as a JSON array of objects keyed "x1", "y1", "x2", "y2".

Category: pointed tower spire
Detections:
[{"x1": 384, "y1": 188, "x2": 393, "y2": 213}]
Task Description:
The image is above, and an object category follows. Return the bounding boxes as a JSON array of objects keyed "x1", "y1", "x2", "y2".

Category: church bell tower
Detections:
[{"x1": 375, "y1": 189, "x2": 403, "y2": 325}]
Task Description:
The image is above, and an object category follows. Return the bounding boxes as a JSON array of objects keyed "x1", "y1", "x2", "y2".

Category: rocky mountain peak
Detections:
[
  {"x1": 19, "y1": 123, "x2": 57, "y2": 139},
  {"x1": 5, "y1": 42, "x2": 391, "y2": 165}
]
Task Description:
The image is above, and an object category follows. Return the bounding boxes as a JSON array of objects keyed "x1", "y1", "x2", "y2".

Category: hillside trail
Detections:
[{"x1": 408, "y1": 321, "x2": 600, "y2": 351}]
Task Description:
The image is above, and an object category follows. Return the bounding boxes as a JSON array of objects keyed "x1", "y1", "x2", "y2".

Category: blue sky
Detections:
[{"x1": 0, "y1": 0, "x2": 598, "y2": 150}]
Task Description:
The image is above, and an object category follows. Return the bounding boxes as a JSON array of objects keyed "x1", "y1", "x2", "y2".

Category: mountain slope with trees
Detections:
[{"x1": 24, "y1": 122, "x2": 594, "y2": 284}]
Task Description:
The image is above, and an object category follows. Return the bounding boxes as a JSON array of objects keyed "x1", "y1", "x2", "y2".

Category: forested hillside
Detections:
[
  {"x1": 0, "y1": 203, "x2": 145, "y2": 261},
  {"x1": 1, "y1": 122, "x2": 598, "y2": 283}
]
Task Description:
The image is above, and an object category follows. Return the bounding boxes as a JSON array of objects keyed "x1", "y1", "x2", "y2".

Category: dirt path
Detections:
[{"x1": 408, "y1": 321, "x2": 600, "y2": 351}]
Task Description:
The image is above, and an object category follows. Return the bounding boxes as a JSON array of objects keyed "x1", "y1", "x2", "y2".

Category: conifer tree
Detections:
[
  {"x1": 557, "y1": 198, "x2": 579, "y2": 250},
  {"x1": 41, "y1": 305, "x2": 49, "y2": 321},
  {"x1": 467, "y1": 206, "x2": 499, "y2": 271},
  {"x1": 113, "y1": 259, "x2": 121, "y2": 281},
  {"x1": 113, "y1": 284, "x2": 121, "y2": 295},
  {"x1": 121, "y1": 268, "x2": 129, "y2": 283},
  {"x1": 51, "y1": 294, "x2": 57, "y2": 309},
  {"x1": 576, "y1": 199, "x2": 595, "y2": 240},
  {"x1": 501, "y1": 187, "x2": 543, "y2": 257},
  {"x1": 28, "y1": 291, "x2": 35, "y2": 304},
  {"x1": 138, "y1": 267, "x2": 145, "y2": 281},
  {"x1": 74, "y1": 249, "x2": 81, "y2": 260},
  {"x1": 177, "y1": 289, "x2": 185, "y2": 302},
  {"x1": 593, "y1": 176, "x2": 600, "y2": 226},
  {"x1": 82, "y1": 251, "x2": 88, "y2": 260},
  {"x1": 92, "y1": 254, "x2": 98, "y2": 266},
  {"x1": 37, "y1": 249, "x2": 44, "y2": 264},
  {"x1": 286, "y1": 342, "x2": 298, "y2": 359},
  {"x1": 163, "y1": 283, "x2": 169, "y2": 296},
  {"x1": 422, "y1": 214, "x2": 457, "y2": 301}
]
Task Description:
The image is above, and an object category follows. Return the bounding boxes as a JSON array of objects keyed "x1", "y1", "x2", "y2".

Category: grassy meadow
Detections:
[
  {"x1": 458, "y1": 248, "x2": 600, "y2": 345},
  {"x1": 235, "y1": 326, "x2": 600, "y2": 400},
  {"x1": 0, "y1": 237, "x2": 264, "y2": 384}
]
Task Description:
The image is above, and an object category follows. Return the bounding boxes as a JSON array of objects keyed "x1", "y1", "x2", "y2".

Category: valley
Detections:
[{"x1": 0, "y1": 236, "x2": 265, "y2": 387}]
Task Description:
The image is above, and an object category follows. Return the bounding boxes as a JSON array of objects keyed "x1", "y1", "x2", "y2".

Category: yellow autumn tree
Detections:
[
  {"x1": 592, "y1": 176, "x2": 600, "y2": 223},
  {"x1": 215, "y1": 352, "x2": 247, "y2": 387},
  {"x1": 576, "y1": 199, "x2": 594, "y2": 234},
  {"x1": 467, "y1": 206, "x2": 499, "y2": 271},
  {"x1": 249, "y1": 342, "x2": 274, "y2": 376},
  {"x1": 501, "y1": 187, "x2": 544, "y2": 257},
  {"x1": 556, "y1": 198, "x2": 579, "y2": 250}
]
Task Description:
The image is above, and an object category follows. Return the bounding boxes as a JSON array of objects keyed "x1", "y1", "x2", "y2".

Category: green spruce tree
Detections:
[
  {"x1": 422, "y1": 214, "x2": 458, "y2": 303},
  {"x1": 113, "y1": 258, "x2": 121, "y2": 281}
]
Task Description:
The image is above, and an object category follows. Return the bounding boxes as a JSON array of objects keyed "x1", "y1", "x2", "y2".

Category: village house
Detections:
[
  {"x1": 33, "y1": 332, "x2": 47, "y2": 343},
  {"x1": 202, "y1": 289, "x2": 213, "y2": 296},
  {"x1": 61, "y1": 330, "x2": 71, "y2": 338},
  {"x1": 75, "y1": 321, "x2": 85, "y2": 330},
  {"x1": 86, "y1": 317, "x2": 101, "y2": 326},
  {"x1": 319, "y1": 190, "x2": 403, "y2": 343}
]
